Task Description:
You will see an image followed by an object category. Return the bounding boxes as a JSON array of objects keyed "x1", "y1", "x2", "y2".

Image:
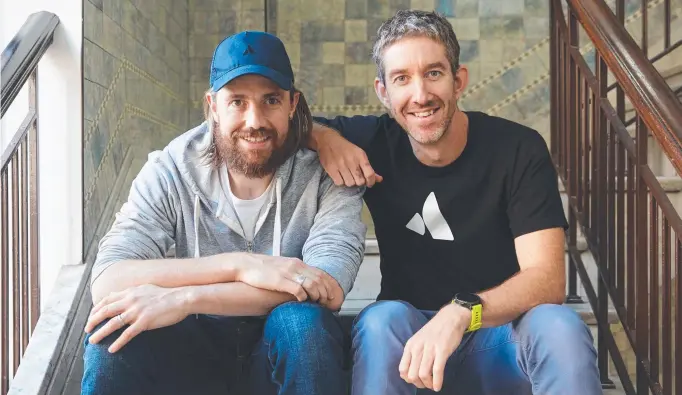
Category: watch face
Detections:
[{"x1": 456, "y1": 293, "x2": 480, "y2": 304}]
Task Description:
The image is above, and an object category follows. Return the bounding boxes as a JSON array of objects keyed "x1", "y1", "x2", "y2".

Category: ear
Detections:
[
  {"x1": 289, "y1": 90, "x2": 300, "y2": 119},
  {"x1": 374, "y1": 77, "x2": 390, "y2": 109},
  {"x1": 206, "y1": 90, "x2": 218, "y2": 117},
  {"x1": 453, "y1": 65, "x2": 469, "y2": 101}
]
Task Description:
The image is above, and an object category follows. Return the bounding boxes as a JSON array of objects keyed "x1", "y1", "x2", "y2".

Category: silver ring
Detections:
[
  {"x1": 293, "y1": 274, "x2": 306, "y2": 285},
  {"x1": 117, "y1": 314, "x2": 125, "y2": 325}
]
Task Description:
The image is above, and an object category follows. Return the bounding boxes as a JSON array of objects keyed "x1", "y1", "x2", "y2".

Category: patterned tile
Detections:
[
  {"x1": 368, "y1": 0, "x2": 391, "y2": 18},
  {"x1": 346, "y1": 20, "x2": 368, "y2": 42},
  {"x1": 524, "y1": 0, "x2": 548, "y2": 17},
  {"x1": 322, "y1": 64, "x2": 346, "y2": 86},
  {"x1": 345, "y1": 86, "x2": 368, "y2": 104},
  {"x1": 389, "y1": 0, "x2": 411, "y2": 12},
  {"x1": 436, "y1": 0, "x2": 455, "y2": 17},
  {"x1": 323, "y1": 42, "x2": 346, "y2": 64},
  {"x1": 500, "y1": 66, "x2": 524, "y2": 94},
  {"x1": 411, "y1": 0, "x2": 435, "y2": 11},
  {"x1": 459, "y1": 40, "x2": 479, "y2": 63},
  {"x1": 454, "y1": 0, "x2": 479, "y2": 18},
  {"x1": 301, "y1": 21, "x2": 345, "y2": 42},
  {"x1": 346, "y1": 0, "x2": 368, "y2": 18},
  {"x1": 479, "y1": 0, "x2": 524, "y2": 17},
  {"x1": 480, "y1": 17, "x2": 524, "y2": 38},
  {"x1": 449, "y1": 17, "x2": 480, "y2": 40},
  {"x1": 523, "y1": 16, "x2": 547, "y2": 39},
  {"x1": 346, "y1": 42, "x2": 373, "y2": 64}
]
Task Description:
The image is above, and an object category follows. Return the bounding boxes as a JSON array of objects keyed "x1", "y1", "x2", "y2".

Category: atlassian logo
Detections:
[{"x1": 405, "y1": 192, "x2": 454, "y2": 241}]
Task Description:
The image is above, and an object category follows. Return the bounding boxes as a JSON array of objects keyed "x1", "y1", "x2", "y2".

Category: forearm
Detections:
[
  {"x1": 477, "y1": 266, "x2": 565, "y2": 327},
  {"x1": 184, "y1": 282, "x2": 296, "y2": 316},
  {"x1": 91, "y1": 253, "x2": 242, "y2": 304},
  {"x1": 309, "y1": 121, "x2": 338, "y2": 151}
]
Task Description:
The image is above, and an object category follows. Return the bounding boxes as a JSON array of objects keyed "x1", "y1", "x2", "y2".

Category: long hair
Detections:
[{"x1": 200, "y1": 87, "x2": 313, "y2": 168}]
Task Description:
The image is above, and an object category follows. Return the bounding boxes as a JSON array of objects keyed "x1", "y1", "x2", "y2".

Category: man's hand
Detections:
[
  {"x1": 85, "y1": 284, "x2": 190, "y2": 353},
  {"x1": 315, "y1": 128, "x2": 382, "y2": 187},
  {"x1": 235, "y1": 253, "x2": 336, "y2": 306},
  {"x1": 399, "y1": 304, "x2": 471, "y2": 392}
]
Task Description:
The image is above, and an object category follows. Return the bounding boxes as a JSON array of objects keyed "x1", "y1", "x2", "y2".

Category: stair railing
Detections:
[
  {"x1": 551, "y1": 0, "x2": 682, "y2": 394},
  {"x1": 0, "y1": 11, "x2": 59, "y2": 394}
]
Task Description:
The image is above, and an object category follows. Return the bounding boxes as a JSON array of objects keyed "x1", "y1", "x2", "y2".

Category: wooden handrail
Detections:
[
  {"x1": 0, "y1": 11, "x2": 59, "y2": 117},
  {"x1": 567, "y1": 0, "x2": 682, "y2": 176}
]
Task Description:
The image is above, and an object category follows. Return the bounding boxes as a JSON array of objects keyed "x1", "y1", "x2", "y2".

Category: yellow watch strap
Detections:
[{"x1": 466, "y1": 304, "x2": 483, "y2": 332}]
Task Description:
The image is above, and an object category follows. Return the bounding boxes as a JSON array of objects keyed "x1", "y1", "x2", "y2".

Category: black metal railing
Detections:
[
  {"x1": 551, "y1": 1, "x2": 682, "y2": 394},
  {"x1": 0, "y1": 11, "x2": 59, "y2": 394}
]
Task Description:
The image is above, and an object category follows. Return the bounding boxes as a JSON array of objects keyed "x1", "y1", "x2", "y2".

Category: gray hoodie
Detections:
[{"x1": 92, "y1": 122, "x2": 367, "y2": 296}]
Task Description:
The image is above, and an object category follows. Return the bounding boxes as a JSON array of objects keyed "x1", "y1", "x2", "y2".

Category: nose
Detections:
[
  {"x1": 412, "y1": 78, "x2": 430, "y2": 106},
  {"x1": 244, "y1": 104, "x2": 267, "y2": 131}
]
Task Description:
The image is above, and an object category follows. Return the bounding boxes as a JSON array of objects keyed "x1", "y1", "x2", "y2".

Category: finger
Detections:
[
  {"x1": 351, "y1": 165, "x2": 366, "y2": 186},
  {"x1": 301, "y1": 276, "x2": 321, "y2": 302},
  {"x1": 90, "y1": 291, "x2": 123, "y2": 316},
  {"x1": 432, "y1": 350, "x2": 447, "y2": 392},
  {"x1": 359, "y1": 161, "x2": 378, "y2": 187},
  {"x1": 407, "y1": 348, "x2": 425, "y2": 388},
  {"x1": 328, "y1": 169, "x2": 345, "y2": 187},
  {"x1": 304, "y1": 268, "x2": 331, "y2": 302},
  {"x1": 338, "y1": 166, "x2": 357, "y2": 187},
  {"x1": 85, "y1": 300, "x2": 126, "y2": 333},
  {"x1": 280, "y1": 277, "x2": 308, "y2": 302},
  {"x1": 419, "y1": 346, "x2": 435, "y2": 390},
  {"x1": 399, "y1": 345, "x2": 412, "y2": 379},
  {"x1": 108, "y1": 322, "x2": 145, "y2": 353},
  {"x1": 88, "y1": 314, "x2": 127, "y2": 345}
]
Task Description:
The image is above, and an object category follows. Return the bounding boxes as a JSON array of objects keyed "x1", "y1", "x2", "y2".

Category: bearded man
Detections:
[{"x1": 81, "y1": 31, "x2": 366, "y2": 395}]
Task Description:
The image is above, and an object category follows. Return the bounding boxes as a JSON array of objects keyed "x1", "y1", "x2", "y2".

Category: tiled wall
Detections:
[
  {"x1": 83, "y1": 0, "x2": 190, "y2": 264},
  {"x1": 266, "y1": 0, "x2": 552, "y2": 132}
]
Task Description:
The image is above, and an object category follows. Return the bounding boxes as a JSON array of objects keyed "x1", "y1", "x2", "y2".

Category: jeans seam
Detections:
[{"x1": 465, "y1": 339, "x2": 518, "y2": 355}]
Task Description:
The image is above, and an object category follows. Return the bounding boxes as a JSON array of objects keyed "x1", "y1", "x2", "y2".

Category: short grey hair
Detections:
[{"x1": 371, "y1": 10, "x2": 461, "y2": 84}]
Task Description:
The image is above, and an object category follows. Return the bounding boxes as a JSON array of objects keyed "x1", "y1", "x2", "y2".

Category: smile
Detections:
[
  {"x1": 241, "y1": 136, "x2": 270, "y2": 143},
  {"x1": 409, "y1": 107, "x2": 440, "y2": 119}
]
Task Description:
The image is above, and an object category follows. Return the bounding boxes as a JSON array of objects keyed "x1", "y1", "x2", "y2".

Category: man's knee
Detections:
[
  {"x1": 516, "y1": 304, "x2": 596, "y2": 357},
  {"x1": 352, "y1": 300, "x2": 424, "y2": 342},
  {"x1": 264, "y1": 301, "x2": 343, "y2": 346}
]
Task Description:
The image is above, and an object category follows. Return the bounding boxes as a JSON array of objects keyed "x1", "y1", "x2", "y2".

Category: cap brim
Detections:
[{"x1": 211, "y1": 64, "x2": 293, "y2": 92}]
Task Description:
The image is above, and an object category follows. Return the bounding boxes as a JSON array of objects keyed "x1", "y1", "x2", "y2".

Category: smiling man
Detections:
[
  {"x1": 81, "y1": 31, "x2": 366, "y2": 395},
  {"x1": 311, "y1": 9, "x2": 603, "y2": 395}
]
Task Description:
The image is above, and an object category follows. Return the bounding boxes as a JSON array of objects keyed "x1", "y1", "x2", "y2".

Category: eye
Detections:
[
  {"x1": 230, "y1": 99, "x2": 244, "y2": 107},
  {"x1": 266, "y1": 97, "x2": 281, "y2": 105},
  {"x1": 427, "y1": 70, "x2": 442, "y2": 78},
  {"x1": 394, "y1": 75, "x2": 408, "y2": 84}
]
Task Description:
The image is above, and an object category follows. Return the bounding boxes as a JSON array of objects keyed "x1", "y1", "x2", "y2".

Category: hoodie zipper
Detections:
[{"x1": 246, "y1": 240, "x2": 254, "y2": 253}]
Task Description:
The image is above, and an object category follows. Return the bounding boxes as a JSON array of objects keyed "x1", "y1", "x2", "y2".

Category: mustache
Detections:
[{"x1": 232, "y1": 128, "x2": 277, "y2": 139}]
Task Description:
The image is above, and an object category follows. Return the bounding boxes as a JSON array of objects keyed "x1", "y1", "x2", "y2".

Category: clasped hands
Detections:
[{"x1": 84, "y1": 253, "x2": 337, "y2": 353}]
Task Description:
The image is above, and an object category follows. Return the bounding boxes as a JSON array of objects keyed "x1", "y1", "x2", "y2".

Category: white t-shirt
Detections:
[{"x1": 222, "y1": 168, "x2": 273, "y2": 241}]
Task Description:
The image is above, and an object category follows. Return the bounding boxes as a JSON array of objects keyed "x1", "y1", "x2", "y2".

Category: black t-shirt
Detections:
[{"x1": 314, "y1": 111, "x2": 568, "y2": 311}]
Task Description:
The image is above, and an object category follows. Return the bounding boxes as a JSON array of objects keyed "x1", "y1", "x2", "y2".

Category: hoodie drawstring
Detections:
[
  {"x1": 193, "y1": 195, "x2": 201, "y2": 258},
  {"x1": 273, "y1": 178, "x2": 282, "y2": 257},
  {"x1": 192, "y1": 177, "x2": 282, "y2": 259}
]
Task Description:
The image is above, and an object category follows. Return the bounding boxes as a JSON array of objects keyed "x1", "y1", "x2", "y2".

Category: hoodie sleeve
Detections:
[
  {"x1": 91, "y1": 152, "x2": 177, "y2": 284},
  {"x1": 302, "y1": 174, "x2": 367, "y2": 297}
]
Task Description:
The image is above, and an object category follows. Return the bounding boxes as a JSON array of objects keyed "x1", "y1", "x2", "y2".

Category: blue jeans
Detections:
[
  {"x1": 351, "y1": 300, "x2": 603, "y2": 395},
  {"x1": 82, "y1": 302, "x2": 348, "y2": 395}
]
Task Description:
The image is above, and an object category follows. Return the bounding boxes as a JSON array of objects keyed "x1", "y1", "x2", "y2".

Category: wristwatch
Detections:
[{"x1": 451, "y1": 293, "x2": 482, "y2": 332}]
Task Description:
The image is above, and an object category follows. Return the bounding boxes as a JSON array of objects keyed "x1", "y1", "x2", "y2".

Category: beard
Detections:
[
  {"x1": 213, "y1": 122, "x2": 294, "y2": 178},
  {"x1": 388, "y1": 97, "x2": 457, "y2": 145}
]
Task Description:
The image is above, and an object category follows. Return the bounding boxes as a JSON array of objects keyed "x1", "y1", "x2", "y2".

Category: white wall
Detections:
[{"x1": 1, "y1": 0, "x2": 83, "y2": 304}]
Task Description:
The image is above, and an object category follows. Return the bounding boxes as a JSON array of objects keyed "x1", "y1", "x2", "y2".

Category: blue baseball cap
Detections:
[{"x1": 209, "y1": 31, "x2": 294, "y2": 92}]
